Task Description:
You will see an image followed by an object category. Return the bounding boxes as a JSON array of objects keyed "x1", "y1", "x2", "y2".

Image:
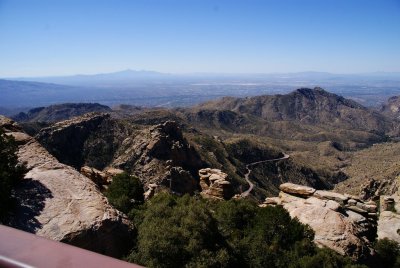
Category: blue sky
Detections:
[{"x1": 0, "y1": 0, "x2": 399, "y2": 77}]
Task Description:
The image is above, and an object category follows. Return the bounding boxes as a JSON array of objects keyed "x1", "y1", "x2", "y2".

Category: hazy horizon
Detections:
[{"x1": 3, "y1": 69, "x2": 400, "y2": 80}]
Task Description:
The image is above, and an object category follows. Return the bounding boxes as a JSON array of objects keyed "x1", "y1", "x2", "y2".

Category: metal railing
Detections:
[{"x1": 0, "y1": 225, "x2": 142, "y2": 268}]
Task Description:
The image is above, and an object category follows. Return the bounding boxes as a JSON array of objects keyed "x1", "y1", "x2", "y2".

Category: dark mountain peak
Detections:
[
  {"x1": 29, "y1": 107, "x2": 46, "y2": 113},
  {"x1": 150, "y1": 120, "x2": 183, "y2": 141},
  {"x1": 12, "y1": 103, "x2": 111, "y2": 123},
  {"x1": 388, "y1": 95, "x2": 400, "y2": 102},
  {"x1": 295, "y1": 87, "x2": 332, "y2": 98},
  {"x1": 292, "y1": 87, "x2": 363, "y2": 110}
]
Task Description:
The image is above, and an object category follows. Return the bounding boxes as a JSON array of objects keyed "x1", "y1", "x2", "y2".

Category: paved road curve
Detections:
[{"x1": 241, "y1": 153, "x2": 290, "y2": 197}]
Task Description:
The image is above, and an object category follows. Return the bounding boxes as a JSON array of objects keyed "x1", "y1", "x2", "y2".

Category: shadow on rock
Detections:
[{"x1": 7, "y1": 179, "x2": 53, "y2": 233}]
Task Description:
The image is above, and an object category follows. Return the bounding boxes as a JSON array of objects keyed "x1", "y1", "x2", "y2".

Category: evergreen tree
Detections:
[{"x1": 0, "y1": 129, "x2": 25, "y2": 221}]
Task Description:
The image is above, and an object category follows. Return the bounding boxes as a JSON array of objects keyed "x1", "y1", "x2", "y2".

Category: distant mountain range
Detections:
[
  {"x1": 2, "y1": 70, "x2": 400, "y2": 110},
  {"x1": 12, "y1": 103, "x2": 111, "y2": 123},
  {"x1": 8, "y1": 70, "x2": 400, "y2": 87},
  {"x1": 11, "y1": 69, "x2": 172, "y2": 87}
]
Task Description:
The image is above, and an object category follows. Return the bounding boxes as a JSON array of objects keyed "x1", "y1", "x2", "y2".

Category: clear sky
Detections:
[{"x1": 0, "y1": 0, "x2": 399, "y2": 77}]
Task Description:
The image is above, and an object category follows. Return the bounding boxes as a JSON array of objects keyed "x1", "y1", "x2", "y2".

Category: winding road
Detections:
[{"x1": 241, "y1": 153, "x2": 290, "y2": 197}]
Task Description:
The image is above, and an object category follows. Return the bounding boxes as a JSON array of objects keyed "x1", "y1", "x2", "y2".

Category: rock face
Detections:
[
  {"x1": 263, "y1": 183, "x2": 378, "y2": 260},
  {"x1": 108, "y1": 121, "x2": 205, "y2": 194},
  {"x1": 36, "y1": 116, "x2": 205, "y2": 196},
  {"x1": 0, "y1": 116, "x2": 131, "y2": 258},
  {"x1": 199, "y1": 168, "x2": 233, "y2": 200},
  {"x1": 36, "y1": 113, "x2": 110, "y2": 169}
]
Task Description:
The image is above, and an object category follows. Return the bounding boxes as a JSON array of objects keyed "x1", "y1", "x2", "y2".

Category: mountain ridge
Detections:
[{"x1": 193, "y1": 87, "x2": 393, "y2": 133}]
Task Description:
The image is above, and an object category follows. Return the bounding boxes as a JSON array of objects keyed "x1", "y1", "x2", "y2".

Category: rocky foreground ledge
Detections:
[
  {"x1": 0, "y1": 116, "x2": 131, "y2": 257},
  {"x1": 262, "y1": 183, "x2": 379, "y2": 260}
]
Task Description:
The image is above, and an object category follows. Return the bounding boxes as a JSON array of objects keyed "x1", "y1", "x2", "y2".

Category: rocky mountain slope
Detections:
[
  {"x1": 335, "y1": 142, "x2": 400, "y2": 197},
  {"x1": 197, "y1": 87, "x2": 385, "y2": 129},
  {"x1": 9, "y1": 87, "x2": 400, "y2": 199},
  {"x1": 379, "y1": 95, "x2": 400, "y2": 119},
  {"x1": 32, "y1": 111, "x2": 341, "y2": 199},
  {"x1": 0, "y1": 116, "x2": 131, "y2": 257},
  {"x1": 35, "y1": 114, "x2": 207, "y2": 195},
  {"x1": 186, "y1": 87, "x2": 397, "y2": 147}
]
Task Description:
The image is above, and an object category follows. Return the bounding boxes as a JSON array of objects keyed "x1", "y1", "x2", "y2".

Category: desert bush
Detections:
[{"x1": 106, "y1": 172, "x2": 144, "y2": 214}]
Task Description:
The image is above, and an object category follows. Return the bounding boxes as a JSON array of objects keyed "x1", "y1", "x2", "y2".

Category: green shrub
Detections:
[
  {"x1": 106, "y1": 172, "x2": 144, "y2": 214},
  {"x1": 374, "y1": 238, "x2": 400, "y2": 268},
  {"x1": 215, "y1": 200, "x2": 315, "y2": 267},
  {"x1": 295, "y1": 247, "x2": 363, "y2": 268},
  {"x1": 127, "y1": 193, "x2": 230, "y2": 268}
]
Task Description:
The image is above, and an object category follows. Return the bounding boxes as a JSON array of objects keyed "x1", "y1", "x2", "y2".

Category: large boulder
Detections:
[
  {"x1": 279, "y1": 183, "x2": 316, "y2": 196},
  {"x1": 281, "y1": 194, "x2": 370, "y2": 259},
  {"x1": 378, "y1": 194, "x2": 400, "y2": 243},
  {"x1": 199, "y1": 168, "x2": 233, "y2": 200},
  {"x1": 313, "y1": 190, "x2": 348, "y2": 205},
  {"x1": 1, "y1": 116, "x2": 131, "y2": 258},
  {"x1": 264, "y1": 183, "x2": 377, "y2": 260},
  {"x1": 378, "y1": 211, "x2": 400, "y2": 243}
]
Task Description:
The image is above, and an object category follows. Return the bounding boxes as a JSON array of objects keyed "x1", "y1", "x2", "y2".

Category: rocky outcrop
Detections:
[
  {"x1": 0, "y1": 116, "x2": 131, "y2": 258},
  {"x1": 111, "y1": 121, "x2": 204, "y2": 194},
  {"x1": 161, "y1": 166, "x2": 198, "y2": 195},
  {"x1": 263, "y1": 183, "x2": 378, "y2": 260},
  {"x1": 379, "y1": 95, "x2": 400, "y2": 119},
  {"x1": 35, "y1": 116, "x2": 205, "y2": 196},
  {"x1": 359, "y1": 178, "x2": 382, "y2": 201},
  {"x1": 378, "y1": 194, "x2": 400, "y2": 243},
  {"x1": 144, "y1": 183, "x2": 158, "y2": 200},
  {"x1": 80, "y1": 166, "x2": 110, "y2": 187},
  {"x1": 199, "y1": 168, "x2": 233, "y2": 200},
  {"x1": 80, "y1": 166, "x2": 124, "y2": 189}
]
